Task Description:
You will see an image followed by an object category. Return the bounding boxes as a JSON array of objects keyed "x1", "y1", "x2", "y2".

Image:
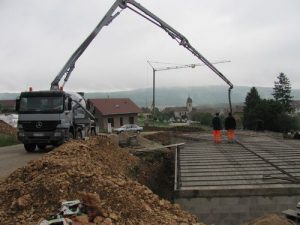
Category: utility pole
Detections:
[{"x1": 147, "y1": 60, "x2": 231, "y2": 120}]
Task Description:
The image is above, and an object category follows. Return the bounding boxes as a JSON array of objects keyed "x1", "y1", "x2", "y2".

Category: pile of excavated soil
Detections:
[
  {"x1": 144, "y1": 126, "x2": 204, "y2": 132},
  {"x1": 0, "y1": 136, "x2": 200, "y2": 225},
  {"x1": 0, "y1": 120, "x2": 16, "y2": 136},
  {"x1": 246, "y1": 213, "x2": 295, "y2": 225}
]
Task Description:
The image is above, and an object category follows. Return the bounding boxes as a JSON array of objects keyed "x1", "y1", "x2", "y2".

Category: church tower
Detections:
[{"x1": 186, "y1": 96, "x2": 193, "y2": 113}]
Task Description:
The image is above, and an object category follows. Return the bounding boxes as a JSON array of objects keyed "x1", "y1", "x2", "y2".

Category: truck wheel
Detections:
[
  {"x1": 37, "y1": 144, "x2": 47, "y2": 150},
  {"x1": 24, "y1": 144, "x2": 36, "y2": 152}
]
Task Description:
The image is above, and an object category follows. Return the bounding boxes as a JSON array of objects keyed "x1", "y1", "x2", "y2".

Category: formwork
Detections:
[{"x1": 174, "y1": 132, "x2": 300, "y2": 225}]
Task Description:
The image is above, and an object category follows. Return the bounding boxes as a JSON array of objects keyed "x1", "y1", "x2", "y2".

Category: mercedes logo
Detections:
[{"x1": 35, "y1": 121, "x2": 43, "y2": 129}]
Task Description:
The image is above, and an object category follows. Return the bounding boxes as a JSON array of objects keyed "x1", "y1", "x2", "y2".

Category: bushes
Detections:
[{"x1": 0, "y1": 134, "x2": 18, "y2": 147}]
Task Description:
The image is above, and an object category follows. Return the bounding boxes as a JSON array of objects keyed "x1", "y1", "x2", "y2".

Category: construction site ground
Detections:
[{"x1": 0, "y1": 126, "x2": 297, "y2": 225}]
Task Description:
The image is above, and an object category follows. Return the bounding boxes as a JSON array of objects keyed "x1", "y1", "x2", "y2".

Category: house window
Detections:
[
  {"x1": 108, "y1": 117, "x2": 114, "y2": 127},
  {"x1": 120, "y1": 117, "x2": 123, "y2": 126},
  {"x1": 129, "y1": 116, "x2": 134, "y2": 124}
]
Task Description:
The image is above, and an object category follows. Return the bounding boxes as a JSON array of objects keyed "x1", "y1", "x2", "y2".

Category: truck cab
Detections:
[{"x1": 16, "y1": 90, "x2": 95, "y2": 152}]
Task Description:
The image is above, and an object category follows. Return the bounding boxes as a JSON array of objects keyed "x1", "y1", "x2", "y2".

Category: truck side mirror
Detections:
[
  {"x1": 16, "y1": 99, "x2": 20, "y2": 112},
  {"x1": 68, "y1": 98, "x2": 72, "y2": 110}
]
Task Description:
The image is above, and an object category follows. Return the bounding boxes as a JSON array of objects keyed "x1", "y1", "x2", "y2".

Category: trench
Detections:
[
  {"x1": 129, "y1": 132, "x2": 177, "y2": 201},
  {"x1": 133, "y1": 150, "x2": 175, "y2": 201}
]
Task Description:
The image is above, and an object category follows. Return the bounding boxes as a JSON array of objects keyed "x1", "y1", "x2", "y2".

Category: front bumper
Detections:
[{"x1": 17, "y1": 129, "x2": 66, "y2": 145}]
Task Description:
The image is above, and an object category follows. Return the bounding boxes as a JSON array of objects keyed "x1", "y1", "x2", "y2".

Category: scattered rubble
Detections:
[{"x1": 0, "y1": 136, "x2": 200, "y2": 225}]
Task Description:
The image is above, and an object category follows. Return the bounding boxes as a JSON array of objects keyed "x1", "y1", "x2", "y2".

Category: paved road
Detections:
[{"x1": 0, "y1": 144, "x2": 47, "y2": 181}]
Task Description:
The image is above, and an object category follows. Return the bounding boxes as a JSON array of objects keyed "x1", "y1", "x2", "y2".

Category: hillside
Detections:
[{"x1": 1, "y1": 86, "x2": 300, "y2": 107}]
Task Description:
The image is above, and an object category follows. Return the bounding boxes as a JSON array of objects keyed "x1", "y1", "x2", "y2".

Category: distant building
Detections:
[
  {"x1": 186, "y1": 96, "x2": 193, "y2": 113},
  {"x1": 293, "y1": 100, "x2": 300, "y2": 113},
  {"x1": 88, "y1": 98, "x2": 141, "y2": 131},
  {"x1": 0, "y1": 100, "x2": 16, "y2": 112},
  {"x1": 163, "y1": 97, "x2": 194, "y2": 121}
]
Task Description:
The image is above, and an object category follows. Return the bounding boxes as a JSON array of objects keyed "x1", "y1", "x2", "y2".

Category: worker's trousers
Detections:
[
  {"x1": 213, "y1": 130, "x2": 221, "y2": 143},
  {"x1": 227, "y1": 129, "x2": 235, "y2": 142}
]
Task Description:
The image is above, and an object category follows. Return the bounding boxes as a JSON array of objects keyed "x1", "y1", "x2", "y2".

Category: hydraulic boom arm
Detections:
[{"x1": 51, "y1": 0, "x2": 234, "y2": 112}]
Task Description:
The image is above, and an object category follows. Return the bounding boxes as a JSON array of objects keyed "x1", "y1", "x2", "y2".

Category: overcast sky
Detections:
[{"x1": 0, "y1": 0, "x2": 300, "y2": 92}]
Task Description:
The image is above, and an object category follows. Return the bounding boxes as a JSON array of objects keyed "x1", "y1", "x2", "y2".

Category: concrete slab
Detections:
[{"x1": 175, "y1": 131, "x2": 300, "y2": 197}]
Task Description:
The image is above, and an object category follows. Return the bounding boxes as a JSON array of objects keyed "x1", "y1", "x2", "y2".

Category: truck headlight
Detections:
[{"x1": 18, "y1": 132, "x2": 25, "y2": 137}]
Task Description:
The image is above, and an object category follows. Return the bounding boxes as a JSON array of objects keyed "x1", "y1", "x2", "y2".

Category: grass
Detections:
[{"x1": 0, "y1": 133, "x2": 19, "y2": 147}]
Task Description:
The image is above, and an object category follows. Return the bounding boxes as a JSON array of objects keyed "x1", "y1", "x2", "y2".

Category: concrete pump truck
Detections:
[{"x1": 16, "y1": 0, "x2": 233, "y2": 152}]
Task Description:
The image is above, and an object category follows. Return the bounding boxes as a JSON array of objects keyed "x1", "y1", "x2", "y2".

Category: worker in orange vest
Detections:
[
  {"x1": 212, "y1": 113, "x2": 222, "y2": 143},
  {"x1": 225, "y1": 112, "x2": 236, "y2": 143}
]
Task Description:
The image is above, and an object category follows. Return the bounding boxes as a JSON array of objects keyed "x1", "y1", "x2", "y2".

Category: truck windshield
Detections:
[{"x1": 19, "y1": 96, "x2": 64, "y2": 113}]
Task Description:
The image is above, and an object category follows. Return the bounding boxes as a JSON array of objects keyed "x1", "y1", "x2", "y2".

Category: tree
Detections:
[
  {"x1": 191, "y1": 112, "x2": 213, "y2": 126},
  {"x1": 243, "y1": 87, "x2": 261, "y2": 130},
  {"x1": 245, "y1": 87, "x2": 260, "y2": 109},
  {"x1": 254, "y1": 99, "x2": 284, "y2": 131},
  {"x1": 272, "y1": 72, "x2": 294, "y2": 113}
]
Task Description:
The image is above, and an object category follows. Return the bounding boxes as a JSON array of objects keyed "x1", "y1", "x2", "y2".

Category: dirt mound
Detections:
[
  {"x1": 0, "y1": 136, "x2": 199, "y2": 225},
  {"x1": 247, "y1": 213, "x2": 295, "y2": 225},
  {"x1": 144, "y1": 126, "x2": 204, "y2": 132},
  {"x1": 143, "y1": 132, "x2": 173, "y2": 145},
  {"x1": 0, "y1": 120, "x2": 16, "y2": 136}
]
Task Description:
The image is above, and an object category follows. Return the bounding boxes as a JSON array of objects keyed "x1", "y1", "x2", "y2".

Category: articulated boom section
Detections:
[{"x1": 50, "y1": 0, "x2": 233, "y2": 111}]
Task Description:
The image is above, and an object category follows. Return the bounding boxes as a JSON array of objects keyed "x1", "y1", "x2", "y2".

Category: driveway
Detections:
[{"x1": 0, "y1": 144, "x2": 47, "y2": 181}]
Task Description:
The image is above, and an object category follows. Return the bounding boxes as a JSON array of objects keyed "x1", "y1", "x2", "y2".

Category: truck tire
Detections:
[
  {"x1": 37, "y1": 144, "x2": 47, "y2": 150},
  {"x1": 24, "y1": 144, "x2": 36, "y2": 152}
]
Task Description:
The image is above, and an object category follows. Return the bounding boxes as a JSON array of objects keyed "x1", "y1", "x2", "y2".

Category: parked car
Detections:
[{"x1": 113, "y1": 124, "x2": 143, "y2": 133}]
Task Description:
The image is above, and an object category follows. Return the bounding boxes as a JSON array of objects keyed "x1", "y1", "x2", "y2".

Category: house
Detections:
[
  {"x1": 293, "y1": 100, "x2": 300, "y2": 113},
  {"x1": 88, "y1": 98, "x2": 141, "y2": 131},
  {"x1": 163, "y1": 97, "x2": 193, "y2": 121},
  {"x1": 0, "y1": 100, "x2": 16, "y2": 112}
]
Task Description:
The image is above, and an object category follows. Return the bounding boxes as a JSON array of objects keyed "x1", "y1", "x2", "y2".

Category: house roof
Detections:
[
  {"x1": 88, "y1": 98, "x2": 141, "y2": 116},
  {"x1": 0, "y1": 100, "x2": 16, "y2": 108}
]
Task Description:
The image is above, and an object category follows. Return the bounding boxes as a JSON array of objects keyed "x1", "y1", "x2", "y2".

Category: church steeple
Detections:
[{"x1": 186, "y1": 96, "x2": 192, "y2": 113}]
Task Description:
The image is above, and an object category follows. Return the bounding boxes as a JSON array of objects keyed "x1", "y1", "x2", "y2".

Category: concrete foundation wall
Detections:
[{"x1": 175, "y1": 195, "x2": 300, "y2": 225}]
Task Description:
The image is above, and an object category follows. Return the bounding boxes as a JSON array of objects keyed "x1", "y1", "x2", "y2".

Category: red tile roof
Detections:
[
  {"x1": 88, "y1": 98, "x2": 141, "y2": 116},
  {"x1": 0, "y1": 100, "x2": 16, "y2": 108}
]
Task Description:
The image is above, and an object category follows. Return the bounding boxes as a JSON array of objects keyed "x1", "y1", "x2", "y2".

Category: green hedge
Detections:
[{"x1": 0, "y1": 134, "x2": 18, "y2": 147}]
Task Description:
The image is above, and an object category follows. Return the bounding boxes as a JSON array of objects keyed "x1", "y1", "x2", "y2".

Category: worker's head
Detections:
[
  {"x1": 228, "y1": 112, "x2": 232, "y2": 116},
  {"x1": 215, "y1": 113, "x2": 219, "y2": 116}
]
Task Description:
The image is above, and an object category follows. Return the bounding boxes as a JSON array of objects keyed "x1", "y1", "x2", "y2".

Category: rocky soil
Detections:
[
  {"x1": 0, "y1": 120, "x2": 16, "y2": 136},
  {"x1": 0, "y1": 136, "x2": 200, "y2": 225},
  {"x1": 0, "y1": 131, "x2": 295, "y2": 225}
]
